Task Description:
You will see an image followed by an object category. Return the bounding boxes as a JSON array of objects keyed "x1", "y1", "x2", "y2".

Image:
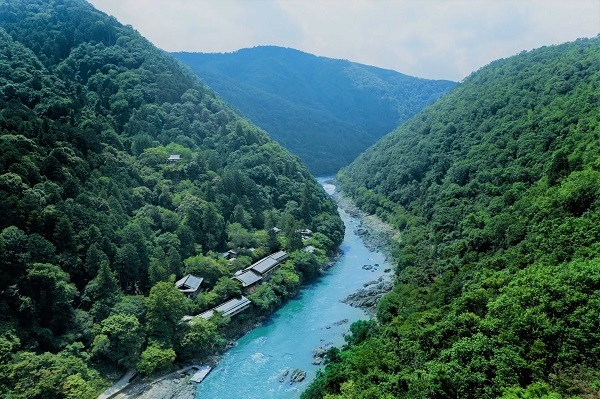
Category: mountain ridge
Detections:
[{"x1": 173, "y1": 46, "x2": 456, "y2": 174}]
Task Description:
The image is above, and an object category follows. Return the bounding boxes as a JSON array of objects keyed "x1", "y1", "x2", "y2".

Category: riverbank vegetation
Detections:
[
  {"x1": 0, "y1": 1, "x2": 343, "y2": 398},
  {"x1": 303, "y1": 36, "x2": 600, "y2": 399}
]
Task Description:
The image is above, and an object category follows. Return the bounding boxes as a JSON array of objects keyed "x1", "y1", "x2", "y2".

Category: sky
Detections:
[{"x1": 87, "y1": 0, "x2": 600, "y2": 81}]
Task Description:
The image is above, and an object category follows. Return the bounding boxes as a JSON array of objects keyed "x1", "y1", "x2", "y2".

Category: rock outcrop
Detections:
[
  {"x1": 341, "y1": 280, "x2": 393, "y2": 314},
  {"x1": 289, "y1": 369, "x2": 306, "y2": 383}
]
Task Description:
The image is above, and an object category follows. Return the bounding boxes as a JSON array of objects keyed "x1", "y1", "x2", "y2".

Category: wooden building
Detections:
[{"x1": 175, "y1": 274, "x2": 203, "y2": 298}]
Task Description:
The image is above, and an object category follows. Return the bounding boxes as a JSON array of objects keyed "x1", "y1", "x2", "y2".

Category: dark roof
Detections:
[
  {"x1": 249, "y1": 256, "x2": 279, "y2": 275},
  {"x1": 232, "y1": 270, "x2": 262, "y2": 287},
  {"x1": 270, "y1": 251, "x2": 289, "y2": 262},
  {"x1": 245, "y1": 251, "x2": 288, "y2": 275},
  {"x1": 198, "y1": 296, "x2": 252, "y2": 320},
  {"x1": 220, "y1": 249, "x2": 238, "y2": 259},
  {"x1": 175, "y1": 274, "x2": 203, "y2": 293}
]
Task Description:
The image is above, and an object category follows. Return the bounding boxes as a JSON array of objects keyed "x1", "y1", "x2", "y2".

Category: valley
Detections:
[
  {"x1": 172, "y1": 47, "x2": 456, "y2": 175},
  {"x1": 0, "y1": 1, "x2": 598, "y2": 399}
]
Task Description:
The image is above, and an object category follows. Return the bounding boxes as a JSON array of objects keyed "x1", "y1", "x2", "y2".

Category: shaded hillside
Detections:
[
  {"x1": 0, "y1": 1, "x2": 344, "y2": 397},
  {"x1": 172, "y1": 47, "x2": 456, "y2": 174},
  {"x1": 304, "y1": 37, "x2": 600, "y2": 398}
]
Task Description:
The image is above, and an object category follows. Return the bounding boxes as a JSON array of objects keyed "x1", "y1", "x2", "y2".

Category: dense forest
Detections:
[
  {"x1": 0, "y1": 1, "x2": 344, "y2": 398},
  {"x1": 173, "y1": 47, "x2": 456, "y2": 175},
  {"x1": 303, "y1": 37, "x2": 600, "y2": 398}
]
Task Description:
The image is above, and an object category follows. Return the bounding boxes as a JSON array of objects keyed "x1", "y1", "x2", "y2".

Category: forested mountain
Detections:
[
  {"x1": 304, "y1": 37, "x2": 600, "y2": 398},
  {"x1": 0, "y1": 1, "x2": 344, "y2": 397},
  {"x1": 172, "y1": 47, "x2": 456, "y2": 175}
]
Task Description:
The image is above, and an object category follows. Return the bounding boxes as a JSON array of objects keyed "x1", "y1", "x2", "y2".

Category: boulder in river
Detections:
[
  {"x1": 341, "y1": 280, "x2": 393, "y2": 314},
  {"x1": 279, "y1": 369, "x2": 289, "y2": 382},
  {"x1": 363, "y1": 277, "x2": 384, "y2": 287},
  {"x1": 312, "y1": 342, "x2": 334, "y2": 365},
  {"x1": 355, "y1": 228, "x2": 369, "y2": 236},
  {"x1": 289, "y1": 369, "x2": 306, "y2": 383}
]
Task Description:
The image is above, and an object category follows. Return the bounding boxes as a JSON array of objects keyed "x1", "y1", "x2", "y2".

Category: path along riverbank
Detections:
[{"x1": 108, "y1": 179, "x2": 398, "y2": 399}]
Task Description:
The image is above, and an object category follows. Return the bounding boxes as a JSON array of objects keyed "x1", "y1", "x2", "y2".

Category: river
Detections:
[{"x1": 194, "y1": 179, "x2": 391, "y2": 399}]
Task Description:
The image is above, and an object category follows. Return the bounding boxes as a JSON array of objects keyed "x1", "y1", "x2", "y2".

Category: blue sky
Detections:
[{"x1": 88, "y1": 0, "x2": 599, "y2": 81}]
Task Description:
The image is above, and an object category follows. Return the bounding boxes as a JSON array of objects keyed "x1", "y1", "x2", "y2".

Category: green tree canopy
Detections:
[{"x1": 145, "y1": 281, "x2": 190, "y2": 346}]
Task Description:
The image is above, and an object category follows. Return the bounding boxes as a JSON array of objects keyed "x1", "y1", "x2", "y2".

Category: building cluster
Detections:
[
  {"x1": 231, "y1": 251, "x2": 288, "y2": 294},
  {"x1": 177, "y1": 250, "x2": 289, "y2": 322}
]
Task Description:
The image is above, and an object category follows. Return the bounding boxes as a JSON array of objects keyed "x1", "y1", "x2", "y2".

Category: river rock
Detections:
[
  {"x1": 355, "y1": 228, "x2": 369, "y2": 236},
  {"x1": 289, "y1": 369, "x2": 306, "y2": 383},
  {"x1": 341, "y1": 280, "x2": 393, "y2": 314},
  {"x1": 279, "y1": 369, "x2": 289, "y2": 382},
  {"x1": 362, "y1": 264, "x2": 373, "y2": 270},
  {"x1": 312, "y1": 342, "x2": 334, "y2": 365},
  {"x1": 312, "y1": 353, "x2": 325, "y2": 365},
  {"x1": 363, "y1": 277, "x2": 384, "y2": 287},
  {"x1": 321, "y1": 250, "x2": 342, "y2": 271},
  {"x1": 313, "y1": 347, "x2": 328, "y2": 357},
  {"x1": 333, "y1": 319, "x2": 348, "y2": 326}
]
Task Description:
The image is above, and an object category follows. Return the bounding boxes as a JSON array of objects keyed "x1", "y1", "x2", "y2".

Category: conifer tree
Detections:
[{"x1": 82, "y1": 261, "x2": 121, "y2": 322}]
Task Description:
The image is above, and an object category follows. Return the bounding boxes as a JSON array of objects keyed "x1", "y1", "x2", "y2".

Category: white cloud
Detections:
[{"x1": 88, "y1": 0, "x2": 600, "y2": 80}]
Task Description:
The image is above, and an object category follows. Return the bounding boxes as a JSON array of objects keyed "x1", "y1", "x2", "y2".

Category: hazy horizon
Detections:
[{"x1": 87, "y1": 0, "x2": 599, "y2": 81}]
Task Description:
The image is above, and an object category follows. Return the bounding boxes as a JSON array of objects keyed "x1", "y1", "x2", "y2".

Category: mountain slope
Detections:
[
  {"x1": 172, "y1": 47, "x2": 456, "y2": 174},
  {"x1": 0, "y1": 1, "x2": 343, "y2": 397},
  {"x1": 304, "y1": 37, "x2": 600, "y2": 398}
]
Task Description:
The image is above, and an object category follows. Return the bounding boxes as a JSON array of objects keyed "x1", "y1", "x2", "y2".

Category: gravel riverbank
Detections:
[
  {"x1": 330, "y1": 184, "x2": 399, "y2": 314},
  {"x1": 331, "y1": 189, "x2": 400, "y2": 255}
]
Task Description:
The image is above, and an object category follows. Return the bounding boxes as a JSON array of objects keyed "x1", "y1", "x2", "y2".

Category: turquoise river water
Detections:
[{"x1": 195, "y1": 180, "x2": 391, "y2": 399}]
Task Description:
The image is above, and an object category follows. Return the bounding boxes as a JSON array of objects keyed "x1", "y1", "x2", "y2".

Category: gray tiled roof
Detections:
[
  {"x1": 175, "y1": 274, "x2": 203, "y2": 293},
  {"x1": 232, "y1": 270, "x2": 262, "y2": 287},
  {"x1": 249, "y1": 256, "x2": 279, "y2": 275},
  {"x1": 198, "y1": 296, "x2": 251, "y2": 320},
  {"x1": 270, "y1": 251, "x2": 288, "y2": 262},
  {"x1": 246, "y1": 251, "x2": 288, "y2": 275},
  {"x1": 220, "y1": 249, "x2": 238, "y2": 258}
]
